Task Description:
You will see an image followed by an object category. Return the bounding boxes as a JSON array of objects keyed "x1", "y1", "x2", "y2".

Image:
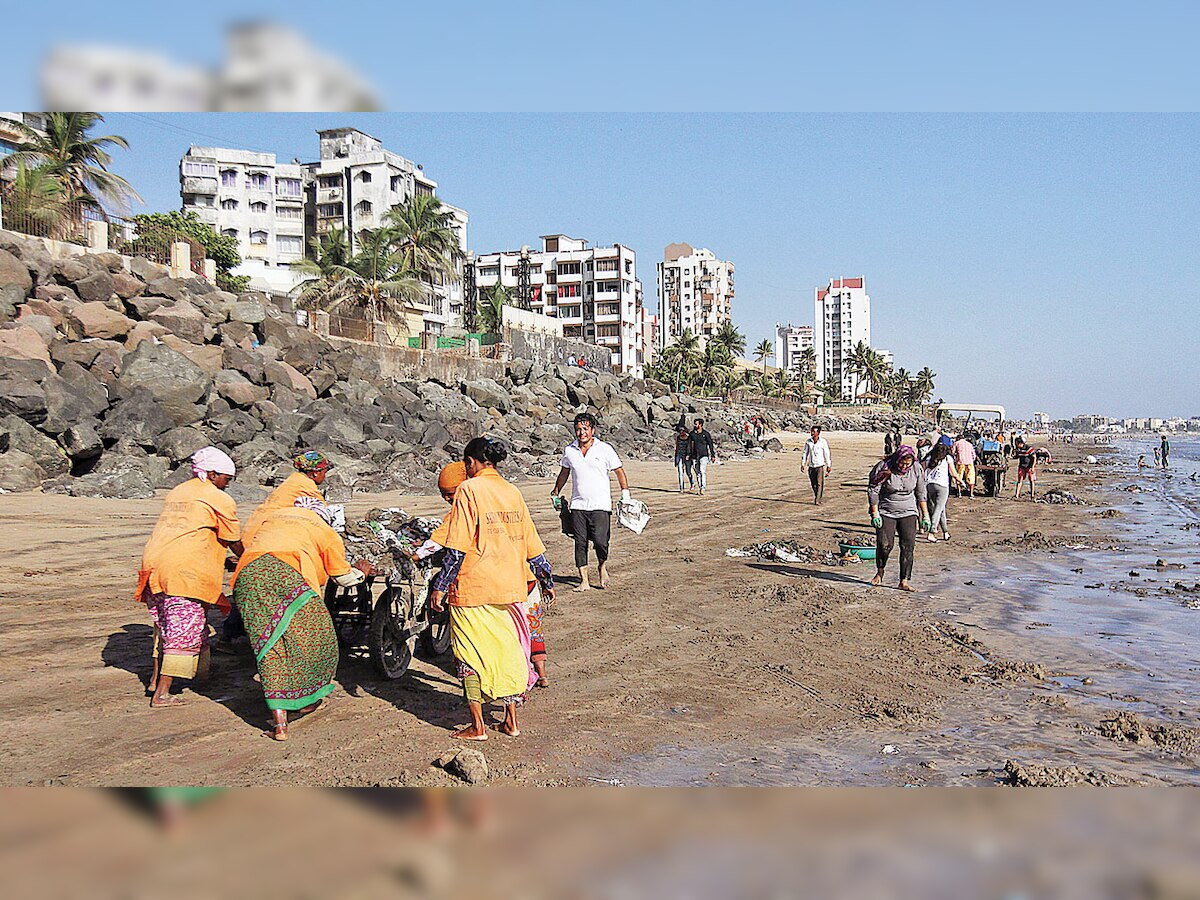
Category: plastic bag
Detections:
[{"x1": 617, "y1": 497, "x2": 650, "y2": 534}]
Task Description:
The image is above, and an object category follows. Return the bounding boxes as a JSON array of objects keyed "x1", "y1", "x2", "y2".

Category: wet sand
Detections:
[{"x1": 1, "y1": 431, "x2": 1197, "y2": 786}]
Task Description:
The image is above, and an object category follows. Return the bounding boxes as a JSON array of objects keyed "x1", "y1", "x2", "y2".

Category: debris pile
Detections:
[
  {"x1": 1040, "y1": 489, "x2": 1084, "y2": 505},
  {"x1": 725, "y1": 540, "x2": 845, "y2": 566},
  {"x1": 342, "y1": 506, "x2": 443, "y2": 580}
]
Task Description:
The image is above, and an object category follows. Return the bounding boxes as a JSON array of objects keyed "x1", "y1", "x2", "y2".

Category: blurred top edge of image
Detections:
[{"x1": 37, "y1": 21, "x2": 382, "y2": 113}]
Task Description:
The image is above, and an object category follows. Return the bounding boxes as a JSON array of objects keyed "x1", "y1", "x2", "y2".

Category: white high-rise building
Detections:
[
  {"x1": 473, "y1": 235, "x2": 645, "y2": 376},
  {"x1": 774, "y1": 323, "x2": 814, "y2": 374},
  {"x1": 814, "y1": 276, "x2": 871, "y2": 400},
  {"x1": 180, "y1": 146, "x2": 307, "y2": 294},
  {"x1": 656, "y1": 242, "x2": 734, "y2": 351},
  {"x1": 304, "y1": 128, "x2": 467, "y2": 333}
]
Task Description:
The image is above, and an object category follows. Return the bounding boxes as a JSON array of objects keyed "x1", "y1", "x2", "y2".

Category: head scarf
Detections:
[
  {"x1": 294, "y1": 496, "x2": 335, "y2": 526},
  {"x1": 870, "y1": 444, "x2": 917, "y2": 487},
  {"x1": 293, "y1": 450, "x2": 332, "y2": 474},
  {"x1": 191, "y1": 446, "x2": 236, "y2": 482},
  {"x1": 437, "y1": 461, "x2": 468, "y2": 494}
]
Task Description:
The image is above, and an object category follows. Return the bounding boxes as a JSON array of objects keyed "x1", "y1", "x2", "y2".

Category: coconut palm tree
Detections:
[
  {"x1": 914, "y1": 366, "x2": 937, "y2": 405},
  {"x1": 384, "y1": 194, "x2": 463, "y2": 315},
  {"x1": 0, "y1": 161, "x2": 70, "y2": 237},
  {"x1": 3, "y1": 112, "x2": 141, "y2": 213},
  {"x1": 798, "y1": 346, "x2": 816, "y2": 382},
  {"x1": 712, "y1": 321, "x2": 746, "y2": 360},
  {"x1": 661, "y1": 329, "x2": 703, "y2": 390},
  {"x1": 847, "y1": 340, "x2": 871, "y2": 399},
  {"x1": 753, "y1": 339, "x2": 774, "y2": 375},
  {"x1": 478, "y1": 281, "x2": 511, "y2": 334}
]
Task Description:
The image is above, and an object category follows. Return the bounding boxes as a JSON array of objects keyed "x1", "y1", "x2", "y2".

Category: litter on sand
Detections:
[
  {"x1": 725, "y1": 540, "x2": 845, "y2": 566},
  {"x1": 617, "y1": 496, "x2": 650, "y2": 534}
]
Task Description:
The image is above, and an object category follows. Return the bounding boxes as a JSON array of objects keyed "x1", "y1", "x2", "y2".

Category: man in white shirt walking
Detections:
[
  {"x1": 551, "y1": 412, "x2": 630, "y2": 591},
  {"x1": 802, "y1": 425, "x2": 832, "y2": 505}
]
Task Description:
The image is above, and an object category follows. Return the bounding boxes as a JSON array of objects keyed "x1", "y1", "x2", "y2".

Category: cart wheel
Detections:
[
  {"x1": 369, "y1": 587, "x2": 416, "y2": 680},
  {"x1": 420, "y1": 597, "x2": 453, "y2": 657}
]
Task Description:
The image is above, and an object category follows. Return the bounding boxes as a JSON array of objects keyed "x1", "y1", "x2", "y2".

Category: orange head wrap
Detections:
[{"x1": 437, "y1": 461, "x2": 468, "y2": 494}]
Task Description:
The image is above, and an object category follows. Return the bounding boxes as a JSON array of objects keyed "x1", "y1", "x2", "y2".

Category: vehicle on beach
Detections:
[
  {"x1": 324, "y1": 564, "x2": 452, "y2": 680},
  {"x1": 934, "y1": 403, "x2": 1009, "y2": 498}
]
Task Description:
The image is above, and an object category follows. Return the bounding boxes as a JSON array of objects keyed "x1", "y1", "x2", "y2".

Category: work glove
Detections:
[
  {"x1": 920, "y1": 516, "x2": 932, "y2": 532},
  {"x1": 871, "y1": 514, "x2": 883, "y2": 529},
  {"x1": 551, "y1": 495, "x2": 563, "y2": 511},
  {"x1": 620, "y1": 489, "x2": 631, "y2": 503}
]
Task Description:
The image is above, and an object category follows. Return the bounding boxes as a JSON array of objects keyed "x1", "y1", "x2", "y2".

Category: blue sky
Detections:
[{"x1": 98, "y1": 112, "x2": 1198, "y2": 420}]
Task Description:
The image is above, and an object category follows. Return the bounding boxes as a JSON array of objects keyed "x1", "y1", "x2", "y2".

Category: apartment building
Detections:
[
  {"x1": 180, "y1": 146, "x2": 306, "y2": 294},
  {"x1": 813, "y1": 276, "x2": 871, "y2": 400},
  {"x1": 656, "y1": 242, "x2": 734, "y2": 351},
  {"x1": 774, "y1": 323, "x2": 814, "y2": 374},
  {"x1": 472, "y1": 235, "x2": 645, "y2": 375},
  {"x1": 304, "y1": 128, "x2": 468, "y2": 332},
  {"x1": 0, "y1": 112, "x2": 47, "y2": 166}
]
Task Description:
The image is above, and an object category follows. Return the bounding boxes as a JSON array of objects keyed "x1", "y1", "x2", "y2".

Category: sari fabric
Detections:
[
  {"x1": 450, "y1": 604, "x2": 532, "y2": 704},
  {"x1": 233, "y1": 554, "x2": 338, "y2": 711},
  {"x1": 144, "y1": 590, "x2": 209, "y2": 679}
]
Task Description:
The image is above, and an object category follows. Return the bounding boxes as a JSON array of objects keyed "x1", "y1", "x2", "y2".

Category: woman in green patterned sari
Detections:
[{"x1": 232, "y1": 497, "x2": 369, "y2": 741}]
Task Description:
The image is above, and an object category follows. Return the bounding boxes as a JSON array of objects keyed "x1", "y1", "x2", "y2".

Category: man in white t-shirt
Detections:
[
  {"x1": 551, "y1": 412, "x2": 630, "y2": 591},
  {"x1": 801, "y1": 425, "x2": 832, "y2": 504}
]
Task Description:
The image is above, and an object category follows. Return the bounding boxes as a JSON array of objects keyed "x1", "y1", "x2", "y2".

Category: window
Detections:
[
  {"x1": 250, "y1": 230, "x2": 268, "y2": 245},
  {"x1": 220, "y1": 168, "x2": 238, "y2": 187},
  {"x1": 250, "y1": 201, "x2": 269, "y2": 213},
  {"x1": 220, "y1": 198, "x2": 238, "y2": 210},
  {"x1": 275, "y1": 206, "x2": 302, "y2": 220},
  {"x1": 183, "y1": 161, "x2": 216, "y2": 177},
  {"x1": 222, "y1": 228, "x2": 238, "y2": 239},
  {"x1": 317, "y1": 174, "x2": 342, "y2": 188},
  {"x1": 357, "y1": 170, "x2": 372, "y2": 183},
  {"x1": 545, "y1": 271, "x2": 557, "y2": 285},
  {"x1": 623, "y1": 281, "x2": 632, "y2": 294},
  {"x1": 596, "y1": 258, "x2": 618, "y2": 272},
  {"x1": 559, "y1": 305, "x2": 581, "y2": 318},
  {"x1": 249, "y1": 172, "x2": 270, "y2": 190},
  {"x1": 557, "y1": 261, "x2": 581, "y2": 275},
  {"x1": 390, "y1": 175, "x2": 402, "y2": 192},
  {"x1": 559, "y1": 283, "x2": 580, "y2": 298},
  {"x1": 317, "y1": 203, "x2": 342, "y2": 218},
  {"x1": 506, "y1": 266, "x2": 520, "y2": 277},
  {"x1": 597, "y1": 324, "x2": 620, "y2": 338},
  {"x1": 276, "y1": 177, "x2": 302, "y2": 197},
  {"x1": 355, "y1": 200, "x2": 372, "y2": 215},
  {"x1": 277, "y1": 235, "x2": 303, "y2": 254},
  {"x1": 479, "y1": 266, "x2": 499, "y2": 278},
  {"x1": 597, "y1": 280, "x2": 619, "y2": 294},
  {"x1": 598, "y1": 302, "x2": 619, "y2": 316}
]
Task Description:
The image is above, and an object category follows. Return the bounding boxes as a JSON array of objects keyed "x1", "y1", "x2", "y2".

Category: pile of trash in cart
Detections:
[
  {"x1": 725, "y1": 540, "x2": 849, "y2": 566},
  {"x1": 341, "y1": 507, "x2": 446, "y2": 580}
]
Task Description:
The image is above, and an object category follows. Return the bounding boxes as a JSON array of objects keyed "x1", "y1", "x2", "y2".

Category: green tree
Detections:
[
  {"x1": 753, "y1": 339, "x2": 774, "y2": 375},
  {"x1": 711, "y1": 321, "x2": 746, "y2": 360},
  {"x1": 914, "y1": 366, "x2": 937, "y2": 405},
  {"x1": 3, "y1": 112, "x2": 141, "y2": 212},
  {"x1": 384, "y1": 194, "x2": 463, "y2": 313},
  {"x1": 0, "y1": 161, "x2": 70, "y2": 237},
  {"x1": 478, "y1": 281, "x2": 511, "y2": 334},
  {"x1": 127, "y1": 210, "x2": 248, "y2": 291}
]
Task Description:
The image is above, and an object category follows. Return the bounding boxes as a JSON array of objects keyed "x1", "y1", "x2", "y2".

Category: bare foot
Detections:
[
  {"x1": 535, "y1": 677, "x2": 550, "y2": 688},
  {"x1": 490, "y1": 722, "x2": 521, "y2": 737},
  {"x1": 598, "y1": 566, "x2": 610, "y2": 588},
  {"x1": 573, "y1": 583, "x2": 591, "y2": 593},
  {"x1": 150, "y1": 695, "x2": 187, "y2": 709},
  {"x1": 898, "y1": 580, "x2": 917, "y2": 592},
  {"x1": 870, "y1": 573, "x2": 884, "y2": 587},
  {"x1": 451, "y1": 725, "x2": 488, "y2": 741},
  {"x1": 272, "y1": 725, "x2": 288, "y2": 742}
]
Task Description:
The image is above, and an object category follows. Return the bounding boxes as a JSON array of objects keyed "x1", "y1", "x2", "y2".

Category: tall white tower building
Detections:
[
  {"x1": 656, "y1": 242, "x2": 734, "y2": 350},
  {"x1": 813, "y1": 276, "x2": 871, "y2": 400}
]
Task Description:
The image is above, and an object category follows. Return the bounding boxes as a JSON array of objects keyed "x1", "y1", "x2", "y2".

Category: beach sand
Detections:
[{"x1": 1, "y1": 431, "x2": 1197, "y2": 786}]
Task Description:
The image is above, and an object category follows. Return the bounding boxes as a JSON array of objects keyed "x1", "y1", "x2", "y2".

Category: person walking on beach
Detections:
[
  {"x1": 884, "y1": 424, "x2": 903, "y2": 458},
  {"x1": 1011, "y1": 437, "x2": 1050, "y2": 501},
  {"x1": 688, "y1": 418, "x2": 717, "y2": 495},
  {"x1": 1161, "y1": 435, "x2": 1171, "y2": 469},
  {"x1": 802, "y1": 425, "x2": 832, "y2": 505},
  {"x1": 551, "y1": 413, "x2": 630, "y2": 591},
  {"x1": 867, "y1": 445, "x2": 930, "y2": 592},
  {"x1": 674, "y1": 426, "x2": 694, "y2": 492},
  {"x1": 922, "y1": 441, "x2": 953, "y2": 542},
  {"x1": 951, "y1": 433, "x2": 977, "y2": 498},
  {"x1": 431, "y1": 438, "x2": 555, "y2": 740},
  {"x1": 136, "y1": 447, "x2": 243, "y2": 708}
]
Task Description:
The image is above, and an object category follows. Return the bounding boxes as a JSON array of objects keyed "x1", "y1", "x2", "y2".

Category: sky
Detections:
[
  {"x1": 6, "y1": 1, "x2": 1200, "y2": 420},
  {"x1": 97, "y1": 112, "x2": 1199, "y2": 420}
]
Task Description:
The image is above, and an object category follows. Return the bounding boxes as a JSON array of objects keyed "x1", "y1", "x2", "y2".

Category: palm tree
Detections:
[
  {"x1": 661, "y1": 329, "x2": 703, "y2": 390},
  {"x1": 384, "y1": 194, "x2": 463, "y2": 315},
  {"x1": 753, "y1": 339, "x2": 774, "y2": 375},
  {"x1": 712, "y1": 321, "x2": 746, "y2": 360},
  {"x1": 478, "y1": 282, "x2": 511, "y2": 334},
  {"x1": 914, "y1": 366, "x2": 937, "y2": 405},
  {"x1": 0, "y1": 161, "x2": 70, "y2": 237},
  {"x1": 3, "y1": 112, "x2": 141, "y2": 213},
  {"x1": 798, "y1": 346, "x2": 816, "y2": 383},
  {"x1": 848, "y1": 340, "x2": 871, "y2": 400},
  {"x1": 817, "y1": 376, "x2": 843, "y2": 404}
]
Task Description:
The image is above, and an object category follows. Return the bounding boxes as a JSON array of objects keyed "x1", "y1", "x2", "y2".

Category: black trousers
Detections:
[
  {"x1": 876, "y1": 514, "x2": 917, "y2": 581},
  {"x1": 808, "y1": 466, "x2": 826, "y2": 503},
  {"x1": 570, "y1": 509, "x2": 611, "y2": 568}
]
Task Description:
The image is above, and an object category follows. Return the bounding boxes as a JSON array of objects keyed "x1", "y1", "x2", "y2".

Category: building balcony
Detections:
[
  {"x1": 244, "y1": 244, "x2": 271, "y2": 259},
  {"x1": 192, "y1": 208, "x2": 218, "y2": 226},
  {"x1": 556, "y1": 270, "x2": 582, "y2": 283},
  {"x1": 274, "y1": 193, "x2": 304, "y2": 205},
  {"x1": 317, "y1": 187, "x2": 344, "y2": 203},
  {"x1": 182, "y1": 176, "x2": 217, "y2": 194}
]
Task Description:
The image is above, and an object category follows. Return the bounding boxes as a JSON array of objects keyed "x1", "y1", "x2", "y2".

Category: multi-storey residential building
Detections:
[
  {"x1": 0, "y1": 112, "x2": 47, "y2": 167},
  {"x1": 180, "y1": 146, "x2": 306, "y2": 294},
  {"x1": 303, "y1": 128, "x2": 467, "y2": 333},
  {"x1": 472, "y1": 235, "x2": 645, "y2": 375},
  {"x1": 774, "y1": 323, "x2": 814, "y2": 374},
  {"x1": 814, "y1": 276, "x2": 871, "y2": 400},
  {"x1": 656, "y1": 243, "x2": 734, "y2": 351},
  {"x1": 1033, "y1": 412, "x2": 1052, "y2": 429}
]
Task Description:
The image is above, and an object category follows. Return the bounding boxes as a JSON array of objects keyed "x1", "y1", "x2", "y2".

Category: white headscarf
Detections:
[
  {"x1": 191, "y1": 446, "x2": 236, "y2": 482},
  {"x1": 294, "y1": 496, "x2": 335, "y2": 526}
]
